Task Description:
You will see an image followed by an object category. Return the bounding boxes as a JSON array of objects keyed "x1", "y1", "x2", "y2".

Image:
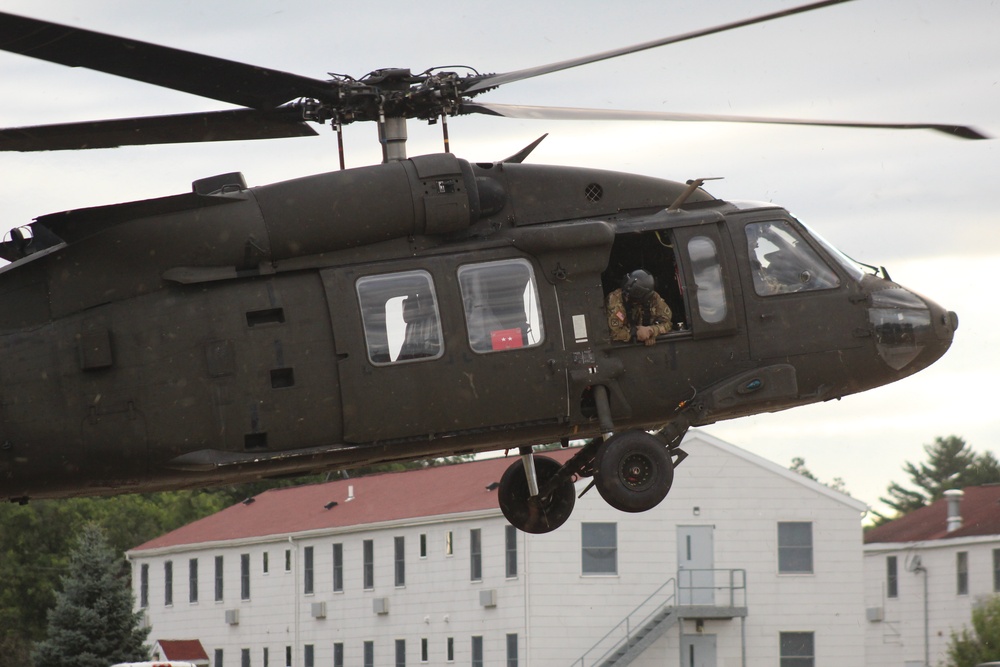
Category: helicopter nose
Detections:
[{"x1": 868, "y1": 286, "x2": 957, "y2": 372}]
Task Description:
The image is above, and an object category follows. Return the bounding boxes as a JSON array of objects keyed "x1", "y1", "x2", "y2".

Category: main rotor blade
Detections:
[
  {"x1": 0, "y1": 12, "x2": 335, "y2": 109},
  {"x1": 0, "y1": 108, "x2": 319, "y2": 152},
  {"x1": 464, "y1": 0, "x2": 854, "y2": 94},
  {"x1": 465, "y1": 102, "x2": 989, "y2": 140}
]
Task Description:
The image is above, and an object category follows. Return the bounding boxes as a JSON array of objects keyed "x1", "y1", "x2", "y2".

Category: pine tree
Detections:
[
  {"x1": 875, "y1": 436, "x2": 1000, "y2": 524},
  {"x1": 32, "y1": 523, "x2": 149, "y2": 667}
]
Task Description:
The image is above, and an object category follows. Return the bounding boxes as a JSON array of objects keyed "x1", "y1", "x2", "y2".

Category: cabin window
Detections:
[
  {"x1": 745, "y1": 220, "x2": 840, "y2": 296},
  {"x1": 356, "y1": 270, "x2": 443, "y2": 365},
  {"x1": 457, "y1": 258, "x2": 544, "y2": 353},
  {"x1": 687, "y1": 235, "x2": 728, "y2": 324}
]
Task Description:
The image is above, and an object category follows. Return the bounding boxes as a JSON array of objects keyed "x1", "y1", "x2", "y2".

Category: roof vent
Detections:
[
  {"x1": 944, "y1": 488, "x2": 964, "y2": 532},
  {"x1": 346, "y1": 485, "x2": 355, "y2": 502}
]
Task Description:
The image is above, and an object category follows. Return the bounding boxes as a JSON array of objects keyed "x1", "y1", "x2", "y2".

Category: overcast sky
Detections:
[{"x1": 1, "y1": 0, "x2": 997, "y2": 517}]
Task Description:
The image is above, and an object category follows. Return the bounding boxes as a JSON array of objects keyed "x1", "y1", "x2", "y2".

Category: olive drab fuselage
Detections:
[{"x1": 0, "y1": 153, "x2": 956, "y2": 501}]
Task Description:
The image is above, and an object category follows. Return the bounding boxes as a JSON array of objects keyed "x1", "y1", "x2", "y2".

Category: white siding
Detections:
[{"x1": 131, "y1": 431, "x2": 867, "y2": 667}]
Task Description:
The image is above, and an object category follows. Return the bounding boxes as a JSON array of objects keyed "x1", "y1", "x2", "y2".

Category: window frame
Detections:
[
  {"x1": 240, "y1": 553, "x2": 251, "y2": 601},
  {"x1": 581, "y1": 522, "x2": 618, "y2": 576},
  {"x1": 356, "y1": 270, "x2": 444, "y2": 366},
  {"x1": 214, "y1": 555, "x2": 224, "y2": 602},
  {"x1": 363, "y1": 539, "x2": 375, "y2": 590},
  {"x1": 957, "y1": 551, "x2": 969, "y2": 595},
  {"x1": 188, "y1": 558, "x2": 199, "y2": 604},
  {"x1": 395, "y1": 536, "x2": 406, "y2": 587},
  {"x1": 779, "y1": 631, "x2": 815, "y2": 667},
  {"x1": 470, "y1": 529, "x2": 483, "y2": 582},
  {"x1": 303, "y1": 546, "x2": 314, "y2": 595},
  {"x1": 777, "y1": 522, "x2": 814, "y2": 574},
  {"x1": 457, "y1": 258, "x2": 545, "y2": 354},
  {"x1": 505, "y1": 525, "x2": 518, "y2": 579},
  {"x1": 333, "y1": 543, "x2": 344, "y2": 593}
]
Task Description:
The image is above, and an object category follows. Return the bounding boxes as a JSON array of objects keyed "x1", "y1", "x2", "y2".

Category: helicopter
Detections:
[{"x1": 0, "y1": 1, "x2": 980, "y2": 533}]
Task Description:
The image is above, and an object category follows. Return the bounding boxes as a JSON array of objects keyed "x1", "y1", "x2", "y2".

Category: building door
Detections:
[
  {"x1": 677, "y1": 525, "x2": 714, "y2": 605},
  {"x1": 681, "y1": 634, "x2": 717, "y2": 667}
]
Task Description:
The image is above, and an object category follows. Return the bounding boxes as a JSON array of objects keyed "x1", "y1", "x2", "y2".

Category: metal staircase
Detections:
[{"x1": 572, "y1": 569, "x2": 747, "y2": 667}]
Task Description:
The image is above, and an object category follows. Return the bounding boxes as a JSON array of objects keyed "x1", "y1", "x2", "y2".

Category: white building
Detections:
[
  {"x1": 863, "y1": 485, "x2": 1000, "y2": 667},
  {"x1": 128, "y1": 431, "x2": 867, "y2": 667}
]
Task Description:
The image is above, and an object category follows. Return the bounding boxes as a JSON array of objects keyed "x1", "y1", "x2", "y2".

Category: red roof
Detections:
[
  {"x1": 156, "y1": 639, "x2": 209, "y2": 661},
  {"x1": 133, "y1": 450, "x2": 576, "y2": 551},
  {"x1": 864, "y1": 485, "x2": 1000, "y2": 544}
]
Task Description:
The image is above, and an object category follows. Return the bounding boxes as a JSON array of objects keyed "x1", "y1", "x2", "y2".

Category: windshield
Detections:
[{"x1": 797, "y1": 221, "x2": 867, "y2": 282}]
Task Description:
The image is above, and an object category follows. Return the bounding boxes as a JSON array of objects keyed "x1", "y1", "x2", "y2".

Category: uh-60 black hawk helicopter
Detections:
[{"x1": 0, "y1": 1, "x2": 980, "y2": 533}]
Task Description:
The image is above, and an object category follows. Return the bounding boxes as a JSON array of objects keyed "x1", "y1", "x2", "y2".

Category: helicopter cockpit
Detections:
[{"x1": 745, "y1": 219, "x2": 841, "y2": 296}]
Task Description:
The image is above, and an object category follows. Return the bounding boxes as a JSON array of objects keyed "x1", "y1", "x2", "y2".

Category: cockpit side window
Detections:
[
  {"x1": 745, "y1": 220, "x2": 840, "y2": 296},
  {"x1": 458, "y1": 258, "x2": 544, "y2": 353},
  {"x1": 356, "y1": 270, "x2": 443, "y2": 365}
]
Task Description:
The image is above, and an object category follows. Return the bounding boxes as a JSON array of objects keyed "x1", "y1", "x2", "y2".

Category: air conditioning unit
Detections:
[
  {"x1": 373, "y1": 597, "x2": 390, "y2": 615},
  {"x1": 480, "y1": 589, "x2": 497, "y2": 608},
  {"x1": 311, "y1": 602, "x2": 327, "y2": 619},
  {"x1": 865, "y1": 606, "x2": 884, "y2": 622},
  {"x1": 225, "y1": 609, "x2": 240, "y2": 625}
]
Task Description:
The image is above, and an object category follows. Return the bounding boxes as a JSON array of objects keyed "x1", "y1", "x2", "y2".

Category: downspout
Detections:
[
  {"x1": 289, "y1": 535, "x2": 299, "y2": 667},
  {"x1": 913, "y1": 559, "x2": 929, "y2": 667}
]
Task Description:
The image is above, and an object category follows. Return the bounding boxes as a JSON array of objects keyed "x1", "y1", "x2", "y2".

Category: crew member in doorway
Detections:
[{"x1": 606, "y1": 269, "x2": 673, "y2": 346}]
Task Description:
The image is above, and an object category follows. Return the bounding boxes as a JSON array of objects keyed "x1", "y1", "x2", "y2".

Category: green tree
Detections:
[
  {"x1": 32, "y1": 524, "x2": 149, "y2": 667},
  {"x1": 789, "y1": 457, "x2": 849, "y2": 495},
  {"x1": 875, "y1": 436, "x2": 1000, "y2": 523},
  {"x1": 946, "y1": 595, "x2": 1000, "y2": 666}
]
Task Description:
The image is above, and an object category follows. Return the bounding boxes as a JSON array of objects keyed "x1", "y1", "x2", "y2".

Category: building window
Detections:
[
  {"x1": 395, "y1": 639, "x2": 406, "y2": 667},
  {"x1": 394, "y1": 537, "x2": 406, "y2": 587},
  {"x1": 420, "y1": 534, "x2": 427, "y2": 559},
  {"x1": 333, "y1": 643, "x2": 343, "y2": 667},
  {"x1": 957, "y1": 551, "x2": 969, "y2": 595},
  {"x1": 189, "y1": 558, "x2": 199, "y2": 603},
  {"x1": 420, "y1": 638, "x2": 428, "y2": 663},
  {"x1": 363, "y1": 540, "x2": 374, "y2": 590},
  {"x1": 241, "y1": 648, "x2": 250, "y2": 667},
  {"x1": 164, "y1": 561, "x2": 173, "y2": 606},
  {"x1": 886, "y1": 555, "x2": 898, "y2": 598},
  {"x1": 445, "y1": 531, "x2": 453, "y2": 556},
  {"x1": 263, "y1": 551, "x2": 269, "y2": 575},
  {"x1": 241, "y1": 554, "x2": 251, "y2": 600},
  {"x1": 471, "y1": 636, "x2": 484, "y2": 667},
  {"x1": 470, "y1": 529, "x2": 482, "y2": 581},
  {"x1": 303, "y1": 644, "x2": 314, "y2": 667},
  {"x1": 506, "y1": 634, "x2": 518, "y2": 667},
  {"x1": 446, "y1": 637, "x2": 454, "y2": 662},
  {"x1": 263, "y1": 647, "x2": 268, "y2": 667},
  {"x1": 285, "y1": 549, "x2": 291, "y2": 572},
  {"x1": 505, "y1": 525, "x2": 518, "y2": 578},
  {"x1": 582, "y1": 522, "x2": 618, "y2": 575},
  {"x1": 215, "y1": 555, "x2": 224, "y2": 602},
  {"x1": 363, "y1": 641, "x2": 374, "y2": 667},
  {"x1": 214, "y1": 648, "x2": 223, "y2": 667},
  {"x1": 140, "y1": 564, "x2": 149, "y2": 608},
  {"x1": 304, "y1": 546, "x2": 314, "y2": 595},
  {"x1": 779, "y1": 631, "x2": 814, "y2": 667},
  {"x1": 994, "y1": 549, "x2": 1000, "y2": 593},
  {"x1": 333, "y1": 543, "x2": 344, "y2": 592},
  {"x1": 284, "y1": 646, "x2": 291, "y2": 667},
  {"x1": 778, "y1": 522, "x2": 813, "y2": 574}
]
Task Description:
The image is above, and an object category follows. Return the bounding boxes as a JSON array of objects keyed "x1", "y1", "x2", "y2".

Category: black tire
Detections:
[
  {"x1": 498, "y1": 456, "x2": 576, "y2": 534},
  {"x1": 595, "y1": 431, "x2": 674, "y2": 513}
]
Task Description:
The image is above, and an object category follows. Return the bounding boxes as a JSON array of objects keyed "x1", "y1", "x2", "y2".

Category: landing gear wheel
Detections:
[
  {"x1": 595, "y1": 431, "x2": 674, "y2": 513},
  {"x1": 498, "y1": 455, "x2": 576, "y2": 534}
]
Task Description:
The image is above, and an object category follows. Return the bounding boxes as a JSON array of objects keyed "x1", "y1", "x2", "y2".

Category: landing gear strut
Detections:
[{"x1": 499, "y1": 385, "x2": 691, "y2": 533}]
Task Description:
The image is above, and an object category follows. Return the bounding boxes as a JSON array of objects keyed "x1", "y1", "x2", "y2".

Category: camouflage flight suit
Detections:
[{"x1": 606, "y1": 288, "x2": 673, "y2": 344}]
